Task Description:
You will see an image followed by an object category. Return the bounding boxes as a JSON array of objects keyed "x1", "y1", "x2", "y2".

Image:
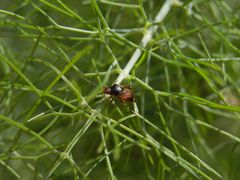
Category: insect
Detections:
[{"x1": 103, "y1": 84, "x2": 134, "y2": 102}]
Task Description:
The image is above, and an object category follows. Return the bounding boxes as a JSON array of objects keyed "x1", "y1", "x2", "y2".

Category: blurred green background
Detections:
[{"x1": 0, "y1": 0, "x2": 240, "y2": 179}]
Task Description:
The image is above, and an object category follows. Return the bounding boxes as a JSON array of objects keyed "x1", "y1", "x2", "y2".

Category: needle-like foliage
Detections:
[{"x1": 0, "y1": 0, "x2": 240, "y2": 179}]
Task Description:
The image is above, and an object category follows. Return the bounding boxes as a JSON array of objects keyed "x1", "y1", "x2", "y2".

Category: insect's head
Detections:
[{"x1": 103, "y1": 87, "x2": 111, "y2": 94}]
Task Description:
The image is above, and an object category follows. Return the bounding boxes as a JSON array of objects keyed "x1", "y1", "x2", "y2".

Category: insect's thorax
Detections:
[{"x1": 110, "y1": 84, "x2": 122, "y2": 96}]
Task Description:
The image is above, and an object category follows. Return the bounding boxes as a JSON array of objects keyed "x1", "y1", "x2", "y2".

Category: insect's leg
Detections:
[{"x1": 110, "y1": 96, "x2": 114, "y2": 102}]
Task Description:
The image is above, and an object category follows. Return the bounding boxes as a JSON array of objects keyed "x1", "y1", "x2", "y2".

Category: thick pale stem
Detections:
[{"x1": 115, "y1": 0, "x2": 179, "y2": 84}]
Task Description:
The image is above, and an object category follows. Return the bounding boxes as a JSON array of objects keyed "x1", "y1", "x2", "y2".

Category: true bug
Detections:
[{"x1": 103, "y1": 84, "x2": 134, "y2": 102}]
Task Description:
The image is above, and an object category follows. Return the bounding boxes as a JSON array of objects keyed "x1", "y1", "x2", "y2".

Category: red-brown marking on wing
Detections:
[{"x1": 118, "y1": 87, "x2": 134, "y2": 102}]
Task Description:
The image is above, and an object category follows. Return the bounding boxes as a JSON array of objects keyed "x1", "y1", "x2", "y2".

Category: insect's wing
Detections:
[{"x1": 118, "y1": 88, "x2": 134, "y2": 102}]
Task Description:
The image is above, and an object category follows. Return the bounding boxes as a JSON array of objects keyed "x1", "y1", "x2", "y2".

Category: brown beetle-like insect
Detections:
[{"x1": 103, "y1": 84, "x2": 134, "y2": 102}]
